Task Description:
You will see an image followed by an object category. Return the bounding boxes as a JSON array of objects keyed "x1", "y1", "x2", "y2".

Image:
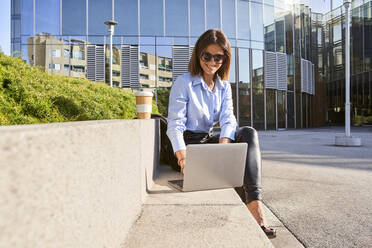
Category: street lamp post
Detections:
[
  {"x1": 335, "y1": 0, "x2": 362, "y2": 147},
  {"x1": 104, "y1": 20, "x2": 118, "y2": 87}
]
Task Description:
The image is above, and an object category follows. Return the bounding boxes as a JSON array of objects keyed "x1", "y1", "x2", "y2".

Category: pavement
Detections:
[{"x1": 259, "y1": 126, "x2": 372, "y2": 248}]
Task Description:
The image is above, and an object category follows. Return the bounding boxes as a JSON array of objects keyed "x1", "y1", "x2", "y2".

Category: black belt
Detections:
[{"x1": 183, "y1": 130, "x2": 211, "y2": 144}]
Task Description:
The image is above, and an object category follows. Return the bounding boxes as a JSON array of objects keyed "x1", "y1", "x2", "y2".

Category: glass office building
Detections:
[
  {"x1": 323, "y1": 0, "x2": 372, "y2": 125},
  {"x1": 10, "y1": 0, "x2": 372, "y2": 129}
]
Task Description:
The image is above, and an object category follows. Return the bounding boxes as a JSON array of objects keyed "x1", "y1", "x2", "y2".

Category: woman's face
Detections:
[{"x1": 199, "y1": 44, "x2": 224, "y2": 77}]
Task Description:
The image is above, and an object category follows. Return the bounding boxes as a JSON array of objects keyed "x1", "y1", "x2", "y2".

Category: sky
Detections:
[{"x1": 0, "y1": 0, "x2": 345, "y2": 56}]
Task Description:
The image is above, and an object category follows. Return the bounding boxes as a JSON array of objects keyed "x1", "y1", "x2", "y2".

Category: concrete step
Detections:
[{"x1": 123, "y1": 165, "x2": 273, "y2": 248}]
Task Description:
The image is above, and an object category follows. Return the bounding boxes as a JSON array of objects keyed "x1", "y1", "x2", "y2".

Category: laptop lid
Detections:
[{"x1": 182, "y1": 143, "x2": 247, "y2": 192}]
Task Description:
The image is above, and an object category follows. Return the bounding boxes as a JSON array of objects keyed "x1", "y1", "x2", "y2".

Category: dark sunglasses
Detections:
[{"x1": 200, "y1": 52, "x2": 225, "y2": 64}]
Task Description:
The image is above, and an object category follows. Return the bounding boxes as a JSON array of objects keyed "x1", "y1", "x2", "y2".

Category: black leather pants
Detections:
[{"x1": 164, "y1": 127, "x2": 263, "y2": 204}]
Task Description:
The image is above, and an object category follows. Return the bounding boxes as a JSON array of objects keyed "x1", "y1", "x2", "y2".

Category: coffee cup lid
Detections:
[{"x1": 135, "y1": 91, "x2": 153, "y2": 97}]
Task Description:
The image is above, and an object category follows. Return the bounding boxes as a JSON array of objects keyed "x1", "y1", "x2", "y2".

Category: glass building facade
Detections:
[
  {"x1": 10, "y1": 0, "x2": 372, "y2": 129},
  {"x1": 323, "y1": 0, "x2": 372, "y2": 125}
]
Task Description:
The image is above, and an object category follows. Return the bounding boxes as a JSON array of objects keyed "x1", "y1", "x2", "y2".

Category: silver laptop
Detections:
[{"x1": 168, "y1": 143, "x2": 247, "y2": 192}]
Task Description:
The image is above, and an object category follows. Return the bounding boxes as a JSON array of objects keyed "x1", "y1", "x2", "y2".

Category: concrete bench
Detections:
[{"x1": 0, "y1": 119, "x2": 272, "y2": 247}]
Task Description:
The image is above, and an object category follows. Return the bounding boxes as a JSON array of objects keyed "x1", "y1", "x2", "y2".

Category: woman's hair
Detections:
[{"x1": 188, "y1": 29, "x2": 231, "y2": 81}]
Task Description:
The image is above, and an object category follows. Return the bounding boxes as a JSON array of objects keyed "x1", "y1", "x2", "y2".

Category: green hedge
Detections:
[{"x1": 0, "y1": 53, "x2": 158, "y2": 125}]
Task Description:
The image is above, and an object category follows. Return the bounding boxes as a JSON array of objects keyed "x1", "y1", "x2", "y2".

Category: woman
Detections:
[{"x1": 165, "y1": 29, "x2": 276, "y2": 238}]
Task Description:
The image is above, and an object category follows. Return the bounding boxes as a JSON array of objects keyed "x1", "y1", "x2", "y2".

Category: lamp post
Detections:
[
  {"x1": 104, "y1": 20, "x2": 118, "y2": 87},
  {"x1": 335, "y1": 0, "x2": 362, "y2": 147}
]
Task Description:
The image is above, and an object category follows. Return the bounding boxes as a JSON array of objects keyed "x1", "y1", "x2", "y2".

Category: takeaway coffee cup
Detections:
[{"x1": 135, "y1": 91, "x2": 153, "y2": 119}]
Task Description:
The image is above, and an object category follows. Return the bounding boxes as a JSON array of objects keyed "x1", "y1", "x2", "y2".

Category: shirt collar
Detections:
[{"x1": 191, "y1": 74, "x2": 225, "y2": 90}]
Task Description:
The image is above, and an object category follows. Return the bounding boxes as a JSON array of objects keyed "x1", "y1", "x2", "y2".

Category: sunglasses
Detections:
[{"x1": 200, "y1": 52, "x2": 225, "y2": 64}]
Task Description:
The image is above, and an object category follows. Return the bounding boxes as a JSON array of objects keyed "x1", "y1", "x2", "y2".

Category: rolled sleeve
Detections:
[
  {"x1": 219, "y1": 82, "x2": 237, "y2": 140},
  {"x1": 166, "y1": 75, "x2": 188, "y2": 153},
  {"x1": 220, "y1": 125, "x2": 236, "y2": 140}
]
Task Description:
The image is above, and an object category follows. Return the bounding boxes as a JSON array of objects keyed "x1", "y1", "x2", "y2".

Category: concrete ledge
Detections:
[
  {"x1": 0, "y1": 120, "x2": 159, "y2": 248},
  {"x1": 124, "y1": 165, "x2": 273, "y2": 248}
]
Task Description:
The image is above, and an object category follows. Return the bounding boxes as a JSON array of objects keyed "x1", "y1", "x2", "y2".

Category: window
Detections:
[
  {"x1": 115, "y1": 0, "x2": 138, "y2": 35},
  {"x1": 276, "y1": 19, "x2": 285, "y2": 53},
  {"x1": 206, "y1": 0, "x2": 220, "y2": 30},
  {"x1": 62, "y1": 0, "x2": 86, "y2": 35},
  {"x1": 64, "y1": 64, "x2": 69, "y2": 71},
  {"x1": 165, "y1": 0, "x2": 188, "y2": 36},
  {"x1": 49, "y1": 64, "x2": 61, "y2": 70},
  {"x1": 72, "y1": 65, "x2": 85, "y2": 72},
  {"x1": 222, "y1": 0, "x2": 236, "y2": 39},
  {"x1": 140, "y1": 53, "x2": 148, "y2": 68},
  {"x1": 190, "y1": 0, "x2": 205, "y2": 37},
  {"x1": 159, "y1": 76, "x2": 172, "y2": 82},
  {"x1": 36, "y1": 0, "x2": 59, "y2": 35},
  {"x1": 251, "y1": 2, "x2": 264, "y2": 42},
  {"x1": 73, "y1": 51, "x2": 83, "y2": 60},
  {"x1": 238, "y1": 48, "x2": 251, "y2": 126},
  {"x1": 140, "y1": 74, "x2": 149, "y2": 80},
  {"x1": 88, "y1": 0, "x2": 112, "y2": 35},
  {"x1": 51, "y1": 49, "x2": 61, "y2": 58},
  {"x1": 237, "y1": 0, "x2": 250, "y2": 40},
  {"x1": 21, "y1": 0, "x2": 33, "y2": 36},
  {"x1": 64, "y1": 49, "x2": 70, "y2": 58},
  {"x1": 113, "y1": 70, "x2": 120, "y2": 77},
  {"x1": 141, "y1": 0, "x2": 163, "y2": 36}
]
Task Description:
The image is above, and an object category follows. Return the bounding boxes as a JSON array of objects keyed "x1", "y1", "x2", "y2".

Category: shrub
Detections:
[
  {"x1": 0, "y1": 53, "x2": 158, "y2": 125},
  {"x1": 156, "y1": 88, "x2": 171, "y2": 117}
]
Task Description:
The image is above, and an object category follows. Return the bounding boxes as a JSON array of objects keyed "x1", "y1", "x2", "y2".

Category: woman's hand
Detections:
[{"x1": 175, "y1": 150, "x2": 186, "y2": 174}]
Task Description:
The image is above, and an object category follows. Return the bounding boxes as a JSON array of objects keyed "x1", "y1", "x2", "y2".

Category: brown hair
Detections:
[{"x1": 188, "y1": 29, "x2": 231, "y2": 81}]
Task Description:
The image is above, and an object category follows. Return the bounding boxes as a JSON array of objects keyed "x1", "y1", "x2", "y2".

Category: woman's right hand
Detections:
[{"x1": 175, "y1": 150, "x2": 186, "y2": 174}]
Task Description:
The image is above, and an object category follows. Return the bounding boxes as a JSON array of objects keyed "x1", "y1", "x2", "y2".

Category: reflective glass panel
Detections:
[
  {"x1": 277, "y1": 91, "x2": 286, "y2": 129},
  {"x1": 332, "y1": 19, "x2": 341, "y2": 42},
  {"x1": 222, "y1": 0, "x2": 236, "y2": 39},
  {"x1": 206, "y1": 0, "x2": 220, "y2": 30},
  {"x1": 115, "y1": 0, "x2": 138, "y2": 35},
  {"x1": 364, "y1": 4, "x2": 372, "y2": 71},
  {"x1": 190, "y1": 0, "x2": 205, "y2": 37},
  {"x1": 253, "y1": 88, "x2": 264, "y2": 130},
  {"x1": 230, "y1": 48, "x2": 237, "y2": 118},
  {"x1": 285, "y1": 13, "x2": 293, "y2": 55},
  {"x1": 141, "y1": 0, "x2": 163, "y2": 36},
  {"x1": 264, "y1": 4, "x2": 275, "y2": 51},
  {"x1": 251, "y1": 2, "x2": 263, "y2": 42},
  {"x1": 237, "y1": 0, "x2": 249, "y2": 40},
  {"x1": 275, "y1": 19, "x2": 285, "y2": 53},
  {"x1": 36, "y1": 0, "x2": 60, "y2": 35},
  {"x1": 156, "y1": 42, "x2": 173, "y2": 89},
  {"x1": 165, "y1": 0, "x2": 188, "y2": 37},
  {"x1": 140, "y1": 45, "x2": 156, "y2": 88},
  {"x1": 89, "y1": 0, "x2": 112, "y2": 35},
  {"x1": 287, "y1": 91, "x2": 294, "y2": 128},
  {"x1": 62, "y1": 0, "x2": 86, "y2": 35},
  {"x1": 21, "y1": 0, "x2": 33, "y2": 36},
  {"x1": 266, "y1": 89, "x2": 276, "y2": 130},
  {"x1": 296, "y1": 92, "x2": 301, "y2": 127},
  {"x1": 252, "y1": 50, "x2": 263, "y2": 89},
  {"x1": 238, "y1": 48, "x2": 251, "y2": 126}
]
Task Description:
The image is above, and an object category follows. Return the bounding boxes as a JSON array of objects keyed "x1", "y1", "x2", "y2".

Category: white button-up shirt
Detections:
[{"x1": 166, "y1": 72, "x2": 237, "y2": 152}]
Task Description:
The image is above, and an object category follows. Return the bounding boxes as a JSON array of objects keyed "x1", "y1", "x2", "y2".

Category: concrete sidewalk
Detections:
[
  {"x1": 259, "y1": 126, "x2": 372, "y2": 248},
  {"x1": 124, "y1": 165, "x2": 274, "y2": 248}
]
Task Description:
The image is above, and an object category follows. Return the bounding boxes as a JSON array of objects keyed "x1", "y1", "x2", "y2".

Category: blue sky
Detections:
[{"x1": 0, "y1": 0, "x2": 344, "y2": 56}]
